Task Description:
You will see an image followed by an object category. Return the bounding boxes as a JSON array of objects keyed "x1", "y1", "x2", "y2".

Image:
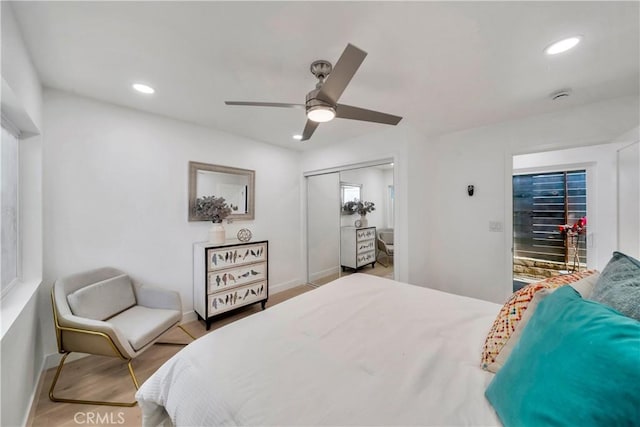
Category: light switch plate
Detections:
[{"x1": 489, "y1": 221, "x2": 503, "y2": 232}]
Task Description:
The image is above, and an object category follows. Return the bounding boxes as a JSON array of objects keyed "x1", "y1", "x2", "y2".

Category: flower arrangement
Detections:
[
  {"x1": 558, "y1": 217, "x2": 587, "y2": 272},
  {"x1": 558, "y1": 217, "x2": 587, "y2": 236},
  {"x1": 194, "y1": 195, "x2": 236, "y2": 223},
  {"x1": 343, "y1": 200, "x2": 376, "y2": 216}
]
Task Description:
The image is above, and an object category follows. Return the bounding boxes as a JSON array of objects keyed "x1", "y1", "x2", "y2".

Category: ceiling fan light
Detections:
[
  {"x1": 307, "y1": 106, "x2": 336, "y2": 123},
  {"x1": 545, "y1": 36, "x2": 581, "y2": 55}
]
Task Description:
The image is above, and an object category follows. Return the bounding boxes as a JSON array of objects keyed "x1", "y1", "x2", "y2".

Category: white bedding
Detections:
[{"x1": 137, "y1": 274, "x2": 502, "y2": 426}]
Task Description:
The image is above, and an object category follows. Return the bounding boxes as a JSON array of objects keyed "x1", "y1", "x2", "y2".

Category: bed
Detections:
[{"x1": 136, "y1": 273, "x2": 503, "y2": 426}]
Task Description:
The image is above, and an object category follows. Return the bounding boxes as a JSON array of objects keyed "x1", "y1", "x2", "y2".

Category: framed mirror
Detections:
[{"x1": 189, "y1": 161, "x2": 255, "y2": 221}]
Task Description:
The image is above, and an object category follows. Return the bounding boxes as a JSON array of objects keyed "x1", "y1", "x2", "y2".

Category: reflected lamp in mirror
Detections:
[{"x1": 189, "y1": 161, "x2": 255, "y2": 221}]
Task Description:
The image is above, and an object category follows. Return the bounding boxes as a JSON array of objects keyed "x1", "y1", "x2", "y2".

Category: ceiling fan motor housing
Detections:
[
  {"x1": 305, "y1": 88, "x2": 336, "y2": 122},
  {"x1": 306, "y1": 88, "x2": 334, "y2": 109}
]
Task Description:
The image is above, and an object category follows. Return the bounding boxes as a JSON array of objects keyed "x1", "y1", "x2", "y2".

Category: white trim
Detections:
[
  {"x1": 512, "y1": 162, "x2": 596, "y2": 269},
  {"x1": 1, "y1": 125, "x2": 22, "y2": 298},
  {"x1": 303, "y1": 157, "x2": 394, "y2": 177},
  {"x1": 0, "y1": 277, "x2": 20, "y2": 300},
  {"x1": 269, "y1": 278, "x2": 305, "y2": 294},
  {"x1": 0, "y1": 278, "x2": 41, "y2": 339},
  {"x1": 1, "y1": 113, "x2": 22, "y2": 138}
]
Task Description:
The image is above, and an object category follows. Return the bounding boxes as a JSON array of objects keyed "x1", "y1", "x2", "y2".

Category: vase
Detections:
[
  {"x1": 359, "y1": 215, "x2": 368, "y2": 227},
  {"x1": 208, "y1": 222, "x2": 225, "y2": 244}
]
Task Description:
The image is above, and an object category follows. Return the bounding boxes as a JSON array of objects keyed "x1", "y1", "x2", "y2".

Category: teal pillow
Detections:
[
  {"x1": 485, "y1": 286, "x2": 640, "y2": 427},
  {"x1": 590, "y1": 251, "x2": 640, "y2": 321}
]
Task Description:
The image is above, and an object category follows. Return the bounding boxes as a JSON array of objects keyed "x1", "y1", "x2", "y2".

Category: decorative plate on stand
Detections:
[{"x1": 237, "y1": 228, "x2": 252, "y2": 242}]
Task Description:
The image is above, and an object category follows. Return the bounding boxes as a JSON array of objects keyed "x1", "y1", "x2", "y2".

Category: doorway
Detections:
[
  {"x1": 306, "y1": 160, "x2": 395, "y2": 286},
  {"x1": 512, "y1": 169, "x2": 588, "y2": 291}
]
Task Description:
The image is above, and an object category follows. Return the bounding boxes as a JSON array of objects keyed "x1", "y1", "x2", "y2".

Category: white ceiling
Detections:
[{"x1": 11, "y1": 1, "x2": 640, "y2": 151}]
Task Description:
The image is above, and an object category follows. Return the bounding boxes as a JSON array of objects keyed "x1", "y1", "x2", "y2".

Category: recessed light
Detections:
[
  {"x1": 293, "y1": 134, "x2": 303, "y2": 140},
  {"x1": 545, "y1": 36, "x2": 581, "y2": 55},
  {"x1": 132, "y1": 83, "x2": 155, "y2": 94}
]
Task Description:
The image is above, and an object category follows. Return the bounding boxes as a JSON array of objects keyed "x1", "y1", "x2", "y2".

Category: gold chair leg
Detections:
[
  {"x1": 49, "y1": 352, "x2": 138, "y2": 407},
  {"x1": 178, "y1": 324, "x2": 197, "y2": 341},
  {"x1": 156, "y1": 324, "x2": 197, "y2": 346},
  {"x1": 377, "y1": 252, "x2": 389, "y2": 268}
]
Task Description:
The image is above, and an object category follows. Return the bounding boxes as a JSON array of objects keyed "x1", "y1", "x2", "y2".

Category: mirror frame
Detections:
[{"x1": 188, "y1": 161, "x2": 255, "y2": 221}]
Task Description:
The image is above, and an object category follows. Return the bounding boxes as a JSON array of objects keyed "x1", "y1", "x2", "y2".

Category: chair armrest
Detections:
[{"x1": 133, "y1": 282, "x2": 181, "y2": 311}]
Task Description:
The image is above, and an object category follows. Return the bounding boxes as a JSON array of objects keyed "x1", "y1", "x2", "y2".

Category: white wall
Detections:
[
  {"x1": 40, "y1": 90, "x2": 304, "y2": 359},
  {"x1": 421, "y1": 96, "x2": 640, "y2": 304},
  {"x1": 0, "y1": 3, "x2": 44, "y2": 426},
  {"x1": 513, "y1": 142, "x2": 628, "y2": 270}
]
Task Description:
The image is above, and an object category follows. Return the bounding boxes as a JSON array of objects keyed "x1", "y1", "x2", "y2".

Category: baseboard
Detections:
[
  {"x1": 309, "y1": 267, "x2": 339, "y2": 282},
  {"x1": 181, "y1": 310, "x2": 197, "y2": 323},
  {"x1": 269, "y1": 278, "x2": 306, "y2": 294},
  {"x1": 23, "y1": 356, "x2": 47, "y2": 427},
  {"x1": 42, "y1": 351, "x2": 88, "y2": 370}
]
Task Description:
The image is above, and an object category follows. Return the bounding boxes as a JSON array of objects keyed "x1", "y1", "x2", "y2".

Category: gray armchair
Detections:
[
  {"x1": 376, "y1": 229, "x2": 394, "y2": 267},
  {"x1": 50, "y1": 267, "x2": 195, "y2": 407}
]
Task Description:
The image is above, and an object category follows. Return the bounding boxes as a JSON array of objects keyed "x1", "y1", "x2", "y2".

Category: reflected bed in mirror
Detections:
[{"x1": 189, "y1": 161, "x2": 255, "y2": 221}]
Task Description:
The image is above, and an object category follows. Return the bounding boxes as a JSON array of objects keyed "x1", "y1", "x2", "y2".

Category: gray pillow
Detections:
[{"x1": 590, "y1": 252, "x2": 640, "y2": 321}]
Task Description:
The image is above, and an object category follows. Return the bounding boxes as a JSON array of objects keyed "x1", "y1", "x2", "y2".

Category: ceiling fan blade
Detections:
[
  {"x1": 317, "y1": 44, "x2": 367, "y2": 104},
  {"x1": 225, "y1": 101, "x2": 304, "y2": 109},
  {"x1": 335, "y1": 104, "x2": 402, "y2": 125},
  {"x1": 301, "y1": 120, "x2": 319, "y2": 141}
]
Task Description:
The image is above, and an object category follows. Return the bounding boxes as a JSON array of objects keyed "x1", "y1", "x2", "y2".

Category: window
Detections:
[
  {"x1": 513, "y1": 170, "x2": 587, "y2": 277},
  {"x1": 1, "y1": 124, "x2": 20, "y2": 296}
]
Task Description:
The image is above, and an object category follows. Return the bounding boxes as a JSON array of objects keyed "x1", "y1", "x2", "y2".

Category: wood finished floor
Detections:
[
  {"x1": 312, "y1": 259, "x2": 394, "y2": 286},
  {"x1": 27, "y1": 285, "x2": 313, "y2": 427}
]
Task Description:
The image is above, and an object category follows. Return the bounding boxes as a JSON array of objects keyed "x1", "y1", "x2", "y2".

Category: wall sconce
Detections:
[{"x1": 467, "y1": 185, "x2": 475, "y2": 196}]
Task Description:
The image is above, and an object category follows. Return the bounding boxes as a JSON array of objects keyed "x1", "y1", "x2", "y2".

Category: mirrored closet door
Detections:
[
  {"x1": 307, "y1": 172, "x2": 341, "y2": 286},
  {"x1": 306, "y1": 160, "x2": 395, "y2": 286}
]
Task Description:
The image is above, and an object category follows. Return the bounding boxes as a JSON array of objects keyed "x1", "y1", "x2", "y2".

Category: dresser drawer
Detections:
[
  {"x1": 207, "y1": 243, "x2": 267, "y2": 271},
  {"x1": 357, "y1": 239, "x2": 375, "y2": 254},
  {"x1": 356, "y1": 228, "x2": 376, "y2": 242},
  {"x1": 208, "y1": 281, "x2": 267, "y2": 315},
  {"x1": 207, "y1": 262, "x2": 267, "y2": 293},
  {"x1": 356, "y1": 251, "x2": 376, "y2": 267}
]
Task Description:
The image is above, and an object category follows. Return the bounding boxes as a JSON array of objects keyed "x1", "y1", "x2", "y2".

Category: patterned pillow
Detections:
[{"x1": 481, "y1": 269, "x2": 598, "y2": 372}]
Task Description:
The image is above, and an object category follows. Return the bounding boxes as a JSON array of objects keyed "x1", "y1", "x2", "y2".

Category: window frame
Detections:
[
  {"x1": 1, "y1": 120, "x2": 22, "y2": 299},
  {"x1": 513, "y1": 162, "x2": 595, "y2": 271}
]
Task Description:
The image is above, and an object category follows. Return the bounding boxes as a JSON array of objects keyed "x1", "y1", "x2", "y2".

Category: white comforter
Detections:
[{"x1": 137, "y1": 274, "x2": 502, "y2": 426}]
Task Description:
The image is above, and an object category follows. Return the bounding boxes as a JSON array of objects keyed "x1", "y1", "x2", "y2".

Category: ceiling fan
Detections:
[{"x1": 225, "y1": 43, "x2": 402, "y2": 141}]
